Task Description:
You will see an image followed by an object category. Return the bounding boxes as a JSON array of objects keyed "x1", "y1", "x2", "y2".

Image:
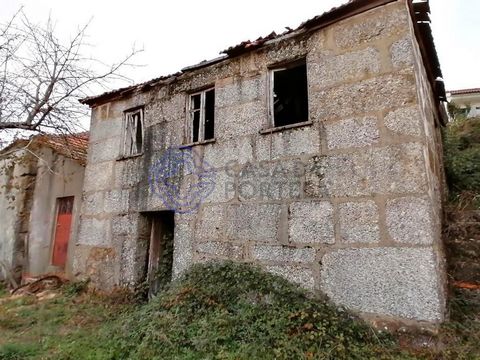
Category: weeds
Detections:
[
  {"x1": 0, "y1": 343, "x2": 39, "y2": 360},
  {"x1": 0, "y1": 262, "x2": 478, "y2": 359},
  {"x1": 0, "y1": 282, "x2": 7, "y2": 298},
  {"x1": 61, "y1": 279, "x2": 89, "y2": 297},
  {"x1": 443, "y1": 115, "x2": 480, "y2": 209},
  {"x1": 47, "y1": 262, "x2": 410, "y2": 360}
]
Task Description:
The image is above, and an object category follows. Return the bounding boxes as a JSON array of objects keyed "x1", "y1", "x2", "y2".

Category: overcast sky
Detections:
[{"x1": 1, "y1": 0, "x2": 479, "y2": 95}]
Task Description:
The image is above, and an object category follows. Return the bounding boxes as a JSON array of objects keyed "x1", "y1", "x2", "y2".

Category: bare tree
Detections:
[{"x1": 0, "y1": 9, "x2": 139, "y2": 145}]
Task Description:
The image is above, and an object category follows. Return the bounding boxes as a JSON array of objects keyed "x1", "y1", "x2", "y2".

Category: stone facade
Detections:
[{"x1": 76, "y1": 0, "x2": 447, "y2": 323}]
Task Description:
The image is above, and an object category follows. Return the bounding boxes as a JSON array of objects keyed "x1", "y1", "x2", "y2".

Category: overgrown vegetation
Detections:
[
  {"x1": 78, "y1": 262, "x2": 403, "y2": 360},
  {"x1": 0, "y1": 289, "x2": 131, "y2": 360},
  {"x1": 1, "y1": 262, "x2": 480, "y2": 359},
  {"x1": 2, "y1": 117, "x2": 480, "y2": 358},
  {"x1": 0, "y1": 282, "x2": 6, "y2": 297},
  {"x1": 60, "y1": 279, "x2": 89, "y2": 297},
  {"x1": 438, "y1": 288, "x2": 480, "y2": 359},
  {"x1": 0, "y1": 263, "x2": 406, "y2": 360},
  {"x1": 443, "y1": 105, "x2": 480, "y2": 208}
]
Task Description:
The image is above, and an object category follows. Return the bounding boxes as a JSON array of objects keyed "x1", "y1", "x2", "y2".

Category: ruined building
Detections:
[
  {"x1": 0, "y1": 133, "x2": 88, "y2": 284},
  {"x1": 77, "y1": 0, "x2": 448, "y2": 323}
]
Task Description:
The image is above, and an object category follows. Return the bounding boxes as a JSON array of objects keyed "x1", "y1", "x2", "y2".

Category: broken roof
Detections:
[
  {"x1": 80, "y1": 0, "x2": 444, "y2": 108},
  {"x1": 1, "y1": 132, "x2": 89, "y2": 165}
]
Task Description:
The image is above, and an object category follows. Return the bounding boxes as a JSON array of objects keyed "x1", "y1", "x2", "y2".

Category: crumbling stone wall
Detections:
[
  {"x1": 75, "y1": 0, "x2": 446, "y2": 323},
  {"x1": 0, "y1": 150, "x2": 37, "y2": 284}
]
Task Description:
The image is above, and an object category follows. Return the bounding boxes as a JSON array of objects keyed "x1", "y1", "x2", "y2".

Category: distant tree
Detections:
[
  {"x1": 447, "y1": 101, "x2": 471, "y2": 121},
  {"x1": 0, "y1": 9, "x2": 139, "y2": 146}
]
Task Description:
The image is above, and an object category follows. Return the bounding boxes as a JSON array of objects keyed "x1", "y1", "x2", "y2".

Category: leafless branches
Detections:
[{"x1": 0, "y1": 9, "x2": 140, "y2": 142}]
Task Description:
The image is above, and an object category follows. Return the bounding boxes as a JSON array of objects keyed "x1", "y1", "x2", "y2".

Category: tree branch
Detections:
[{"x1": 0, "y1": 8, "x2": 141, "y2": 138}]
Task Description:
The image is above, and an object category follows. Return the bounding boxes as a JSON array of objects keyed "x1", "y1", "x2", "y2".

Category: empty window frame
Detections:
[
  {"x1": 123, "y1": 107, "x2": 144, "y2": 157},
  {"x1": 270, "y1": 60, "x2": 309, "y2": 128},
  {"x1": 188, "y1": 88, "x2": 215, "y2": 143}
]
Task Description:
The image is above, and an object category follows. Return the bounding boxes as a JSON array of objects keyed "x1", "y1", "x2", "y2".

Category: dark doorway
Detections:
[{"x1": 144, "y1": 211, "x2": 175, "y2": 297}]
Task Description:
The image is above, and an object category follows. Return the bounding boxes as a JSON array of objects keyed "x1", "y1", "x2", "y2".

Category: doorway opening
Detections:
[{"x1": 143, "y1": 211, "x2": 175, "y2": 297}]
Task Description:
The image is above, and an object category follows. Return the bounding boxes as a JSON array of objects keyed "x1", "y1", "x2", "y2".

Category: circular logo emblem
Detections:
[{"x1": 149, "y1": 147, "x2": 216, "y2": 213}]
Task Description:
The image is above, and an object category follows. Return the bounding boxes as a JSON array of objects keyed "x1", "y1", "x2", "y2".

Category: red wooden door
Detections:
[{"x1": 52, "y1": 196, "x2": 74, "y2": 267}]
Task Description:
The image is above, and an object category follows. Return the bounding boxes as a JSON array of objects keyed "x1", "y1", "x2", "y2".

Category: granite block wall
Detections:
[{"x1": 75, "y1": 1, "x2": 446, "y2": 323}]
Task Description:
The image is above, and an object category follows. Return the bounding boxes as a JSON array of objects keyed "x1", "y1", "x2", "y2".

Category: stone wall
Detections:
[
  {"x1": 0, "y1": 150, "x2": 36, "y2": 283},
  {"x1": 75, "y1": 0, "x2": 446, "y2": 323}
]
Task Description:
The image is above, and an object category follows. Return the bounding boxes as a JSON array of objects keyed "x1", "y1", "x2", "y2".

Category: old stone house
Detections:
[
  {"x1": 0, "y1": 133, "x2": 88, "y2": 284},
  {"x1": 77, "y1": 0, "x2": 447, "y2": 323}
]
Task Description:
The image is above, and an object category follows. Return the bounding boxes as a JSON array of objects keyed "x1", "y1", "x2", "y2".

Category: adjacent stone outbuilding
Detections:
[
  {"x1": 0, "y1": 133, "x2": 88, "y2": 284},
  {"x1": 77, "y1": 0, "x2": 448, "y2": 323}
]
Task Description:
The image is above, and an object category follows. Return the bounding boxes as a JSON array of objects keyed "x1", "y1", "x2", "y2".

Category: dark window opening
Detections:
[
  {"x1": 205, "y1": 89, "x2": 215, "y2": 140},
  {"x1": 192, "y1": 110, "x2": 200, "y2": 143},
  {"x1": 135, "y1": 114, "x2": 143, "y2": 149},
  {"x1": 142, "y1": 211, "x2": 175, "y2": 298},
  {"x1": 123, "y1": 108, "x2": 144, "y2": 157},
  {"x1": 272, "y1": 62, "x2": 308, "y2": 127},
  {"x1": 188, "y1": 88, "x2": 215, "y2": 143}
]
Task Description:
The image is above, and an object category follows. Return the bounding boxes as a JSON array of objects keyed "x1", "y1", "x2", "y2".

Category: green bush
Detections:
[
  {"x1": 443, "y1": 115, "x2": 480, "y2": 207},
  {"x1": 54, "y1": 262, "x2": 410, "y2": 360}
]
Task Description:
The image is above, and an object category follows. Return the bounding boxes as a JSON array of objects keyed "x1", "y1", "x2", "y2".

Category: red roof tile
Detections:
[
  {"x1": 1, "y1": 132, "x2": 89, "y2": 165},
  {"x1": 448, "y1": 88, "x2": 480, "y2": 96},
  {"x1": 37, "y1": 132, "x2": 89, "y2": 165}
]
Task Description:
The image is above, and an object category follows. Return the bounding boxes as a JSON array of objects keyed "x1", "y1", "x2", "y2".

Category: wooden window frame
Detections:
[
  {"x1": 187, "y1": 87, "x2": 215, "y2": 144},
  {"x1": 267, "y1": 58, "x2": 310, "y2": 130},
  {"x1": 122, "y1": 106, "x2": 144, "y2": 158}
]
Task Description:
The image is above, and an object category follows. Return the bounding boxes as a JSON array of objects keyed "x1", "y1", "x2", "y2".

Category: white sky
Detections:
[{"x1": 1, "y1": 0, "x2": 479, "y2": 96}]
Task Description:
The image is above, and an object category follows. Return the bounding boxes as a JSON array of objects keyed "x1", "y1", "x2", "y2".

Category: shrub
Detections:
[
  {"x1": 443, "y1": 115, "x2": 480, "y2": 207},
  {"x1": 56, "y1": 262, "x2": 410, "y2": 360}
]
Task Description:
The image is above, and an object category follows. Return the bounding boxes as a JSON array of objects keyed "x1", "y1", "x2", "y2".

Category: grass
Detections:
[
  {"x1": 0, "y1": 282, "x2": 7, "y2": 297},
  {"x1": 0, "y1": 288, "x2": 131, "y2": 360},
  {"x1": 0, "y1": 262, "x2": 479, "y2": 359},
  {"x1": 1, "y1": 110, "x2": 478, "y2": 360},
  {"x1": 437, "y1": 288, "x2": 480, "y2": 359}
]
